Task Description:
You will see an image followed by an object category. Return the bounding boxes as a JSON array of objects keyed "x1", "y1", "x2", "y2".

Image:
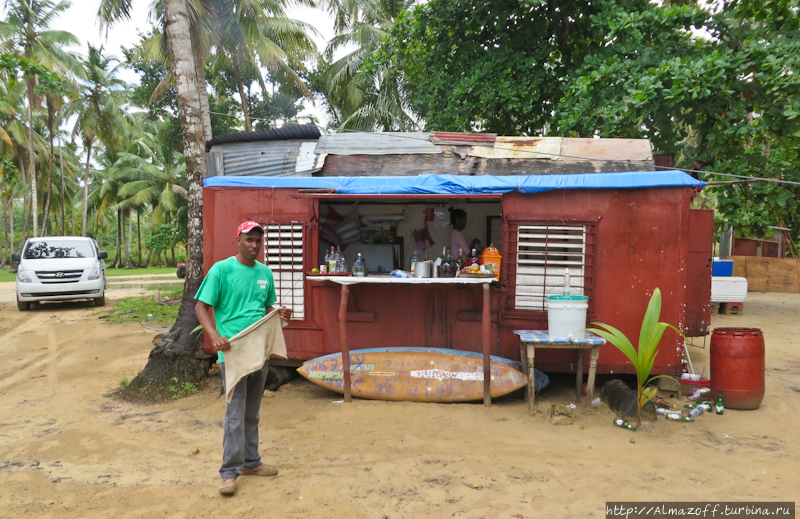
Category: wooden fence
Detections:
[{"x1": 730, "y1": 256, "x2": 800, "y2": 293}]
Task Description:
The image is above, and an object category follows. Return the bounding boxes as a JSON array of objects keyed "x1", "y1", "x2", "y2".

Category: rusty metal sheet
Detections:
[
  {"x1": 469, "y1": 137, "x2": 562, "y2": 160},
  {"x1": 429, "y1": 131, "x2": 497, "y2": 146},
  {"x1": 315, "y1": 132, "x2": 442, "y2": 155}
]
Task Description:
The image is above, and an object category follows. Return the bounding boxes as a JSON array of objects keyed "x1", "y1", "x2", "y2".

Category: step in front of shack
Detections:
[{"x1": 201, "y1": 171, "x2": 710, "y2": 377}]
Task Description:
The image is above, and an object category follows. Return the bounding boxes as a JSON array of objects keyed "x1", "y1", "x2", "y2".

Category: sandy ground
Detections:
[{"x1": 0, "y1": 291, "x2": 798, "y2": 518}]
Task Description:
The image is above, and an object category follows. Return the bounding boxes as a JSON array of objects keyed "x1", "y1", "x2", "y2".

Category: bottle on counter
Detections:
[
  {"x1": 456, "y1": 248, "x2": 465, "y2": 269},
  {"x1": 327, "y1": 246, "x2": 336, "y2": 273},
  {"x1": 410, "y1": 248, "x2": 419, "y2": 275},
  {"x1": 467, "y1": 248, "x2": 480, "y2": 267},
  {"x1": 440, "y1": 248, "x2": 457, "y2": 278},
  {"x1": 335, "y1": 245, "x2": 346, "y2": 273},
  {"x1": 716, "y1": 390, "x2": 724, "y2": 415},
  {"x1": 352, "y1": 253, "x2": 367, "y2": 277}
]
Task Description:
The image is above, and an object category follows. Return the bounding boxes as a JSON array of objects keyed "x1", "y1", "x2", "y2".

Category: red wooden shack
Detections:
[{"x1": 202, "y1": 129, "x2": 712, "y2": 377}]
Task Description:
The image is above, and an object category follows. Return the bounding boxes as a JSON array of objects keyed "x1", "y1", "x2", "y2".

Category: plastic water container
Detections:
[{"x1": 546, "y1": 295, "x2": 589, "y2": 340}]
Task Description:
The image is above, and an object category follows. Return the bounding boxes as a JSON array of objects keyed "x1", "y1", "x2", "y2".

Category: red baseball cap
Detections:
[{"x1": 237, "y1": 221, "x2": 264, "y2": 236}]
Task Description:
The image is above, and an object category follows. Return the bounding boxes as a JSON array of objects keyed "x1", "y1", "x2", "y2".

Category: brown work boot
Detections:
[
  {"x1": 239, "y1": 464, "x2": 278, "y2": 476},
  {"x1": 219, "y1": 477, "x2": 236, "y2": 495}
]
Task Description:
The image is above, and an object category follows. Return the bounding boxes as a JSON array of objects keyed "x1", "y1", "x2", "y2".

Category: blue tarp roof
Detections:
[{"x1": 203, "y1": 171, "x2": 705, "y2": 195}]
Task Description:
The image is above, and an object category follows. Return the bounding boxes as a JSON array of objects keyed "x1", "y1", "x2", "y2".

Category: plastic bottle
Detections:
[
  {"x1": 688, "y1": 387, "x2": 711, "y2": 400},
  {"x1": 613, "y1": 418, "x2": 636, "y2": 431},
  {"x1": 716, "y1": 390, "x2": 724, "y2": 415},
  {"x1": 687, "y1": 406, "x2": 705, "y2": 418},
  {"x1": 563, "y1": 268, "x2": 571, "y2": 296},
  {"x1": 410, "y1": 248, "x2": 419, "y2": 275},
  {"x1": 684, "y1": 402, "x2": 712, "y2": 411}
]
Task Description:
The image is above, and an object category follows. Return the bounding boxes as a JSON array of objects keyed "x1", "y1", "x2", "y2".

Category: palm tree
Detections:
[
  {"x1": 207, "y1": 0, "x2": 318, "y2": 131},
  {"x1": 0, "y1": 0, "x2": 80, "y2": 237},
  {"x1": 62, "y1": 44, "x2": 129, "y2": 237},
  {"x1": 322, "y1": 0, "x2": 418, "y2": 131}
]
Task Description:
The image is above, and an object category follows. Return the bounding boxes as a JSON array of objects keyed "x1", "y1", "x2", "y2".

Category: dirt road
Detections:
[{"x1": 0, "y1": 292, "x2": 798, "y2": 518}]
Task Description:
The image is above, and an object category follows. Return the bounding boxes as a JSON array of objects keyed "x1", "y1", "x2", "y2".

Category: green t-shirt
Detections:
[{"x1": 195, "y1": 256, "x2": 277, "y2": 362}]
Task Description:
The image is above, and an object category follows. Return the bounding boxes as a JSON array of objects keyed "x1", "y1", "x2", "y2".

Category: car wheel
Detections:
[
  {"x1": 17, "y1": 298, "x2": 30, "y2": 311},
  {"x1": 95, "y1": 296, "x2": 106, "y2": 307}
]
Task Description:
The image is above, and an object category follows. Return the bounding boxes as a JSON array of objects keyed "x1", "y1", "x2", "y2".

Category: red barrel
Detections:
[{"x1": 710, "y1": 328, "x2": 765, "y2": 410}]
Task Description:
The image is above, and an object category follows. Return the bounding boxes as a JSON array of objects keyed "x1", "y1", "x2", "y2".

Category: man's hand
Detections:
[
  {"x1": 211, "y1": 333, "x2": 231, "y2": 352},
  {"x1": 278, "y1": 306, "x2": 292, "y2": 321}
]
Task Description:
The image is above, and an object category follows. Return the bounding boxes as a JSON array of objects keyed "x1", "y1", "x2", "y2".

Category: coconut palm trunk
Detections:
[
  {"x1": 232, "y1": 58, "x2": 252, "y2": 132},
  {"x1": 42, "y1": 99, "x2": 56, "y2": 236},
  {"x1": 119, "y1": 0, "x2": 209, "y2": 402},
  {"x1": 26, "y1": 79, "x2": 38, "y2": 237},
  {"x1": 82, "y1": 139, "x2": 92, "y2": 237},
  {"x1": 59, "y1": 134, "x2": 65, "y2": 235}
]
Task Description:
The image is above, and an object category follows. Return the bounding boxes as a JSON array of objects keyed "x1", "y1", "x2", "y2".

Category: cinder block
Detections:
[{"x1": 719, "y1": 302, "x2": 744, "y2": 315}]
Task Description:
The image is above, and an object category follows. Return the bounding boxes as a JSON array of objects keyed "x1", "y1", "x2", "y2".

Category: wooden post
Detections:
[
  {"x1": 338, "y1": 284, "x2": 351, "y2": 402},
  {"x1": 482, "y1": 283, "x2": 491, "y2": 407}
]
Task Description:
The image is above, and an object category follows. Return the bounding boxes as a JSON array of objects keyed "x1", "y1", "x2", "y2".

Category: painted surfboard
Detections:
[{"x1": 297, "y1": 347, "x2": 544, "y2": 403}]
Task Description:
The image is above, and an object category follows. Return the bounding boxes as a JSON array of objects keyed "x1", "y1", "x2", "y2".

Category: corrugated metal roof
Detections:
[
  {"x1": 205, "y1": 124, "x2": 321, "y2": 151},
  {"x1": 429, "y1": 131, "x2": 497, "y2": 146},
  {"x1": 207, "y1": 140, "x2": 324, "y2": 177},
  {"x1": 314, "y1": 132, "x2": 442, "y2": 155},
  {"x1": 469, "y1": 137, "x2": 562, "y2": 159}
]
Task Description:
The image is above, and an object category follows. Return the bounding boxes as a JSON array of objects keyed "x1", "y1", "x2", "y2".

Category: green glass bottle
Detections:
[
  {"x1": 613, "y1": 418, "x2": 636, "y2": 431},
  {"x1": 716, "y1": 390, "x2": 724, "y2": 415}
]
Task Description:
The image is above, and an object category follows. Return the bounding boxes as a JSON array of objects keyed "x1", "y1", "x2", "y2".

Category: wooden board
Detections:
[{"x1": 297, "y1": 347, "x2": 531, "y2": 403}]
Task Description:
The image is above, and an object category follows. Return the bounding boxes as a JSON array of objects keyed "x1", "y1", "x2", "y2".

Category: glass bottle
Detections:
[
  {"x1": 352, "y1": 253, "x2": 366, "y2": 277},
  {"x1": 468, "y1": 248, "x2": 479, "y2": 267},
  {"x1": 456, "y1": 248, "x2": 465, "y2": 270},
  {"x1": 441, "y1": 248, "x2": 457, "y2": 278},
  {"x1": 410, "y1": 248, "x2": 419, "y2": 275},
  {"x1": 715, "y1": 390, "x2": 724, "y2": 415},
  {"x1": 335, "y1": 245, "x2": 346, "y2": 273},
  {"x1": 327, "y1": 246, "x2": 336, "y2": 273}
]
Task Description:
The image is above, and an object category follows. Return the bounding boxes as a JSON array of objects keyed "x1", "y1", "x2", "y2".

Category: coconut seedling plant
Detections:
[{"x1": 587, "y1": 288, "x2": 683, "y2": 427}]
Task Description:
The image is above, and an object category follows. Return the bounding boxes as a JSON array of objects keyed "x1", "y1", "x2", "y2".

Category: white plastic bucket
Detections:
[{"x1": 546, "y1": 295, "x2": 589, "y2": 340}]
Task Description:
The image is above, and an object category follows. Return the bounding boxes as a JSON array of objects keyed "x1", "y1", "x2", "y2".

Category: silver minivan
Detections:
[{"x1": 12, "y1": 236, "x2": 108, "y2": 311}]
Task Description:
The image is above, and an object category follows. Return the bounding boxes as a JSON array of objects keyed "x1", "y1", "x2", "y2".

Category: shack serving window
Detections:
[
  {"x1": 317, "y1": 199, "x2": 502, "y2": 272},
  {"x1": 503, "y1": 219, "x2": 596, "y2": 317}
]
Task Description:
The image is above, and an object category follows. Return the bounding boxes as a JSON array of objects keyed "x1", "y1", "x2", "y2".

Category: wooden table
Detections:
[
  {"x1": 308, "y1": 275, "x2": 498, "y2": 405},
  {"x1": 513, "y1": 330, "x2": 606, "y2": 414}
]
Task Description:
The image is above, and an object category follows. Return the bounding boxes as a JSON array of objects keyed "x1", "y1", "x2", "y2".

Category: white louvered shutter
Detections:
[{"x1": 265, "y1": 223, "x2": 305, "y2": 320}]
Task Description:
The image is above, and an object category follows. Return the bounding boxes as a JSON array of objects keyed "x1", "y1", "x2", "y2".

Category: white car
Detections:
[{"x1": 12, "y1": 236, "x2": 108, "y2": 311}]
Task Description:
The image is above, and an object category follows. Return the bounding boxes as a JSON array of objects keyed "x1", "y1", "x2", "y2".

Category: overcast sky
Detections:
[{"x1": 2, "y1": 0, "x2": 337, "y2": 127}]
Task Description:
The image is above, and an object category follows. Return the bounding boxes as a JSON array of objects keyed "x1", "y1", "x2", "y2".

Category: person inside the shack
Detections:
[
  {"x1": 449, "y1": 207, "x2": 481, "y2": 257},
  {"x1": 195, "y1": 220, "x2": 292, "y2": 496}
]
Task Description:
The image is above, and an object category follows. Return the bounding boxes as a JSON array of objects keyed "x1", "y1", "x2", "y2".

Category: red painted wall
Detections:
[{"x1": 203, "y1": 185, "x2": 697, "y2": 376}]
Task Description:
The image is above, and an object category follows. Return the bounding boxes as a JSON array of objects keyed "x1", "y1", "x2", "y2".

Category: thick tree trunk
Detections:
[
  {"x1": 26, "y1": 79, "x2": 38, "y2": 238},
  {"x1": 82, "y1": 140, "x2": 92, "y2": 237},
  {"x1": 120, "y1": 0, "x2": 209, "y2": 402},
  {"x1": 232, "y1": 59, "x2": 252, "y2": 132}
]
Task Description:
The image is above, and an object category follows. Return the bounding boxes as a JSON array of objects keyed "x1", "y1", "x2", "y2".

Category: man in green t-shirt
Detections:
[{"x1": 195, "y1": 221, "x2": 291, "y2": 496}]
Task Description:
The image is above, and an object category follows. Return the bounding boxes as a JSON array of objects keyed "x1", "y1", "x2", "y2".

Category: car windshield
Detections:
[{"x1": 23, "y1": 240, "x2": 95, "y2": 259}]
